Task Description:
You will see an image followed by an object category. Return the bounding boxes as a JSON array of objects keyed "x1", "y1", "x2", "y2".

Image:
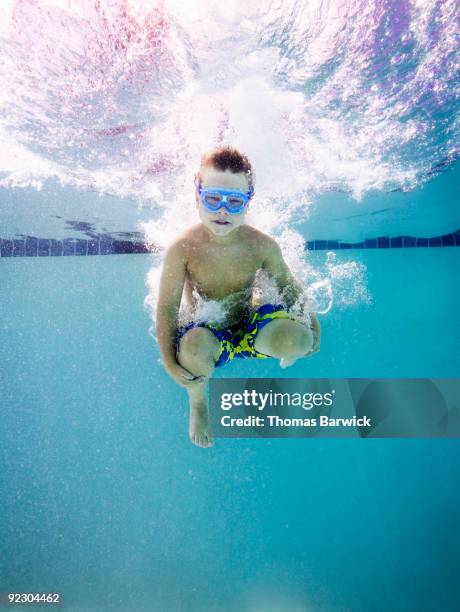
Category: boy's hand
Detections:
[{"x1": 166, "y1": 362, "x2": 207, "y2": 388}]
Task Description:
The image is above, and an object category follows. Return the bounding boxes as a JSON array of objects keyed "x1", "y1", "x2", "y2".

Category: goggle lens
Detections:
[{"x1": 203, "y1": 193, "x2": 245, "y2": 210}]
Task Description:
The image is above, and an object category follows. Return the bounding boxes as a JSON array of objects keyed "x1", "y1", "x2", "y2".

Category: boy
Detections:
[{"x1": 156, "y1": 146, "x2": 321, "y2": 448}]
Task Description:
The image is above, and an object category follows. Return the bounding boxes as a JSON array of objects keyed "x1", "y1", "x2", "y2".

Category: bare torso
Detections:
[{"x1": 180, "y1": 223, "x2": 267, "y2": 326}]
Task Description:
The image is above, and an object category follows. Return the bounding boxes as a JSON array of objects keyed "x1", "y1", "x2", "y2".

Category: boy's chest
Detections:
[{"x1": 185, "y1": 242, "x2": 264, "y2": 297}]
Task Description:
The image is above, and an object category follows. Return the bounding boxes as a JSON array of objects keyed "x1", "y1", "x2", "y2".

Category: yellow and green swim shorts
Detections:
[{"x1": 175, "y1": 303, "x2": 294, "y2": 368}]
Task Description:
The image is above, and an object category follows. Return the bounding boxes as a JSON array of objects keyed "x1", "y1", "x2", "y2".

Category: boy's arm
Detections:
[
  {"x1": 262, "y1": 237, "x2": 320, "y2": 343},
  {"x1": 262, "y1": 237, "x2": 306, "y2": 310},
  {"x1": 156, "y1": 241, "x2": 187, "y2": 370}
]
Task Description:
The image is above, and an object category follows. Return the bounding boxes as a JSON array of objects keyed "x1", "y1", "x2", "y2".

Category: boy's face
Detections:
[{"x1": 195, "y1": 166, "x2": 250, "y2": 237}]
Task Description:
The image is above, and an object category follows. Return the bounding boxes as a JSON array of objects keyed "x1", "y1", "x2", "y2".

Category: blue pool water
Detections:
[
  {"x1": 1, "y1": 1, "x2": 460, "y2": 610},
  {"x1": 2, "y1": 231, "x2": 460, "y2": 610}
]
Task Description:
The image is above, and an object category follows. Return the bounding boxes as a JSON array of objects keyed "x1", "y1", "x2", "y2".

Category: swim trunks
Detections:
[{"x1": 175, "y1": 303, "x2": 295, "y2": 368}]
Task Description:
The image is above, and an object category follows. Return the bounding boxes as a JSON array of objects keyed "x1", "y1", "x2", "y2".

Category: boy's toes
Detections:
[
  {"x1": 190, "y1": 433, "x2": 200, "y2": 447},
  {"x1": 191, "y1": 433, "x2": 205, "y2": 448},
  {"x1": 205, "y1": 433, "x2": 214, "y2": 447},
  {"x1": 201, "y1": 433, "x2": 213, "y2": 448},
  {"x1": 191, "y1": 432, "x2": 214, "y2": 448}
]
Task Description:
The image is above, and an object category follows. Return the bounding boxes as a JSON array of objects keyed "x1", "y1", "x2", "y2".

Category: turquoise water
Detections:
[
  {"x1": 2, "y1": 237, "x2": 460, "y2": 611},
  {"x1": 1, "y1": 0, "x2": 459, "y2": 609}
]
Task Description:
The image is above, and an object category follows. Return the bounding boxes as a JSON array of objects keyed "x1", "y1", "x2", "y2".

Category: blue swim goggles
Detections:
[{"x1": 195, "y1": 178, "x2": 254, "y2": 214}]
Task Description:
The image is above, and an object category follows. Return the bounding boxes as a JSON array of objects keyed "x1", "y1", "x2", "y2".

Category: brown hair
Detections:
[{"x1": 197, "y1": 145, "x2": 254, "y2": 187}]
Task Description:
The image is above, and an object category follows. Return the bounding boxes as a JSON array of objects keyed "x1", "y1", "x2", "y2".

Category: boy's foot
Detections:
[
  {"x1": 279, "y1": 356, "x2": 298, "y2": 368},
  {"x1": 189, "y1": 400, "x2": 214, "y2": 448}
]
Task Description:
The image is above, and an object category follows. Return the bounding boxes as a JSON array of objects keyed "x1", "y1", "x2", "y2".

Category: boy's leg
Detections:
[
  {"x1": 177, "y1": 326, "x2": 221, "y2": 378},
  {"x1": 177, "y1": 327, "x2": 221, "y2": 448},
  {"x1": 253, "y1": 319, "x2": 313, "y2": 368}
]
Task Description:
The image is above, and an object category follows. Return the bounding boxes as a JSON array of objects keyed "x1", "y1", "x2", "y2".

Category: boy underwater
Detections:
[{"x1": 156, "y1": 146, "x2": 321, "y2": 448}]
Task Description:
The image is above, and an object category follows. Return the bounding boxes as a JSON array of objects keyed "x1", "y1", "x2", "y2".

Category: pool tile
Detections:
[
  {"x1": 113, "y1": 240, "x2": 149, "y2": 254},
  {"x1": 364, "y1": 239, "x2": 377, "y2": 248},
  {"x1": 1, "y1": 239, "x2": 13, "y2": 257},
  {"x1": 133, "y1": 241, "x2": 149, "y2": 253},
  {"x1": 403, "y1": 236, "x2": 416, "y2": 247},
  {"x1": 63, "y1": 238, "x2": 76, "y2": 256},
  {"x1": 377, "y1": 237, "x2": 390, "y2": 248},
  {"x1": 113, "y1": 240, "x2": 131, "y2": 254},
  {"x1": 441, "y1": 235, "x2": 454, "y2": 246},
  {"x1": 38, "y1": 238, "x2": 50, "y2": 256},
  {"x1": 100, "y1": 239, "x2": 113, "y2": 255},
  {"x1": 13, "y1": 240, "x2": 25, "y2": 256},
  {"x1": 50, "y1": 240, "x2": 63, "y2": 256},
  {"x1": 87, "y1": 239, "x2": 99, "y2": 255},
  {"x1": 75, "y1": 239, "x2": 87, "y2": 256},
  {"x1": 314, "y1": 240, "x2": 327, "y2": 250},
  {"x1": 25, "y1": 237, "x2": 38, "y2": 256}
]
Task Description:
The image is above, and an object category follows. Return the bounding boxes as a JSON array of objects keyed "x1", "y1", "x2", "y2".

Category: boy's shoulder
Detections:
[{"x1": 165, "y1": 225, "x2": 200, "y2": 253}]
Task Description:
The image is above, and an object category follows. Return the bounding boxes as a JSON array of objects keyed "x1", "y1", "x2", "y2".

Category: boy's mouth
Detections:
[{"x1": 213, "y1": 220, "x2": 231, "y2": 226}]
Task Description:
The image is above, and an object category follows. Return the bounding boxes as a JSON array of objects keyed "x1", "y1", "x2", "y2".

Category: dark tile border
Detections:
[
  {"x1": 1, "y1": 230, "x2": 460, "y2": 257},
  {"x1": 305, "y1": 230, "x2": 460, "y2": 251}
]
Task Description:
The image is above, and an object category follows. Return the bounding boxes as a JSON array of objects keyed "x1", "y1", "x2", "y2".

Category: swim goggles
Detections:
[{"x1": 195, "y1": 178, "x2": 254, "y2": 214}]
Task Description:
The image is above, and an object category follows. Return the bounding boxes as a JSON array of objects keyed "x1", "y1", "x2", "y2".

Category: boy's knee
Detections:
[
  {"x1": 260, "y1": 320, "x2": 312, "y2": 356},
  {"x1": 277, "y1": 330, "x2": 305, "y2": 353},
  {"x1": 282, "y1": 324, "x2": 312, "y2": 354},
  {"x1": 178, "y1": 327, "x2": 220, "y2": 362}
]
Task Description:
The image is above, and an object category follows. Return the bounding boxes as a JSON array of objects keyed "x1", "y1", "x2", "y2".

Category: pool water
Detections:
[{"x1": 1, "y1": 242, "x2": 459, "y2": 611}]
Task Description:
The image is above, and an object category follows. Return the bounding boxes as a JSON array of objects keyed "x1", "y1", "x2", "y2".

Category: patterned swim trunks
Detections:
[{"x1": 175, "y1": 303, "x2": 295, "y2": 368}]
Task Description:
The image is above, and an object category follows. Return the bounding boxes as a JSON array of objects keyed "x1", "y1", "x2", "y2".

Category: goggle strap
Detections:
[{"x1": 195, "y1": 178, "x2": 254, "y2": 199}]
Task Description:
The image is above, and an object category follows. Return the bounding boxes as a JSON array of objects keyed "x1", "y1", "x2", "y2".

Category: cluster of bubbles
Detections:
[
  {"x1": 1, "y1": 0, "x2": 457, "y2": 197},
  {"x1": 0, "y1": 0, "x2": 456, "y2": 323}
]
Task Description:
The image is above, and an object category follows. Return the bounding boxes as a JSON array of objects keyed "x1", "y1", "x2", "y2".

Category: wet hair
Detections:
[{"x1": 197, "y1": 145, "x2": 254, "y2": 188}]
